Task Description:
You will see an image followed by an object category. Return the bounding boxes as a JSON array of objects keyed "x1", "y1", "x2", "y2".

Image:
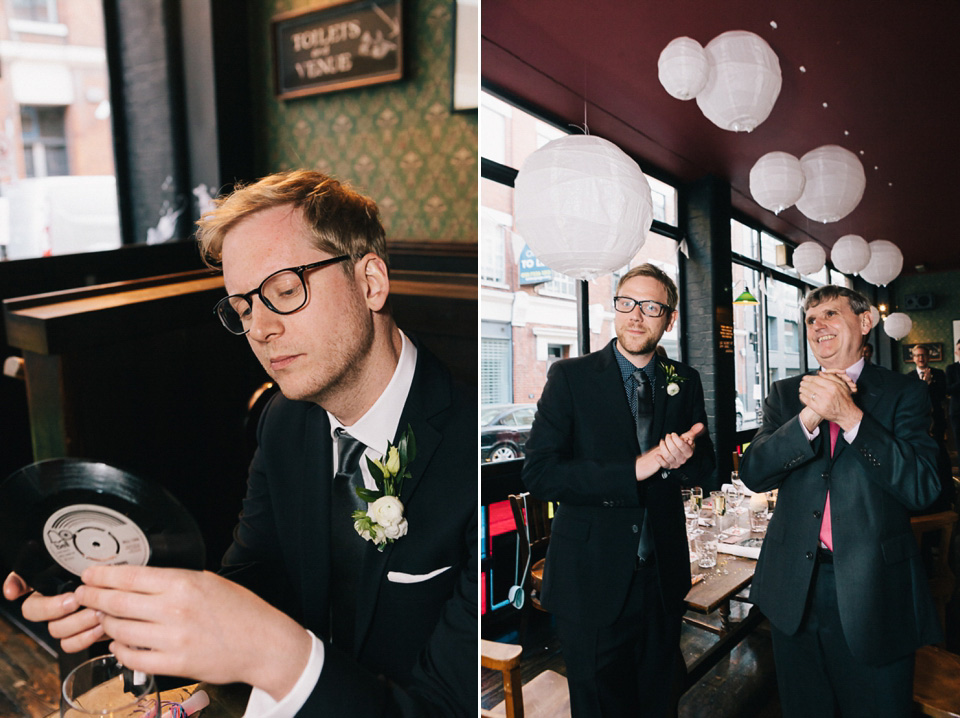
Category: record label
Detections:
[{"x1": 42, "y1": 503, "x2": 151, "y2": 576}]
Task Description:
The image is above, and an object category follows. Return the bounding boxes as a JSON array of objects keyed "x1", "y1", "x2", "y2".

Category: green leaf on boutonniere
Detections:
[{"x1": 356, "y1": 487, "x2": 382, "y2": 503}]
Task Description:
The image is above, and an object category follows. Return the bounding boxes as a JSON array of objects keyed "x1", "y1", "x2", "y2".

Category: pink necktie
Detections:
[{"x1": 819, "y1": 421, "x2": 840, "y2": 551}]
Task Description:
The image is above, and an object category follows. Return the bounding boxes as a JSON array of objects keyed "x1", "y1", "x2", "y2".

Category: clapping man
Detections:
[
  {"x1": 523, "y1": 264, "x2": 715, "y2": 717},
  {"x1": 908, "y1": 343, "x2": 953, "y2": 511},
  {"x1": 740, "y1": 285, "x2": 942, "y2": 717},
  {"x1": 3, "y1": 171, "x2": 477, "y2": 717}
]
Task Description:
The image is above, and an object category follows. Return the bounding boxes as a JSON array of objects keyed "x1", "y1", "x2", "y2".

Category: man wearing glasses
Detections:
[
  {"x1": 4, "y1": 171, "x2": 476, "y2": 717},
  {"x1": 523, "y1": 263, "x2": 715, "y2": 717}
]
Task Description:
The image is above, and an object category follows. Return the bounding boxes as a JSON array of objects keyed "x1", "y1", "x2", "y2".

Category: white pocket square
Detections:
[{"x1": 387, "y1": 565, "x2": 452, "y2": 584}]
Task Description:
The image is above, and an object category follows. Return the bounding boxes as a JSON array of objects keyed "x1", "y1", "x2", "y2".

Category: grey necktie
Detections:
[
  {"x1": 330, "y1": 429, "x2": 367, "y2": 652},
  {"x1": 632, "y1": 369, "x2": 655, "y2": 561}
]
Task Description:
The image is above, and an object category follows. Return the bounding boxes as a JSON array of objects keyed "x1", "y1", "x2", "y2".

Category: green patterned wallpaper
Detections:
[
  {"x1": 893, "y1": 272, "x2": 960, "y2": 370},
  {"x1": 249, "y1": 0, "x2": 477, "y2": 243}
]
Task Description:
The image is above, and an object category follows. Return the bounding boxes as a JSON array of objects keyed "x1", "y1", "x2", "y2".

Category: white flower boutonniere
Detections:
[
  {"x1": 352, "y1": 425, "x2": 416, "y2": 551},
  {"x1": 662, "y1": 363, "x2": 687, "y2": 397}
]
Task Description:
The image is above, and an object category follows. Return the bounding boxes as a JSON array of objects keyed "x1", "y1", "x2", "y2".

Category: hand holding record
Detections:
[
  {"x1": 2, "y1": 571, "x2": 107, "y2": 652},
  {"x1": 76, "y1": 565, "x2": 313, "y2": 701},
  {"x1": 0, "y1": 458, "x2": 205, "y2": 654}
]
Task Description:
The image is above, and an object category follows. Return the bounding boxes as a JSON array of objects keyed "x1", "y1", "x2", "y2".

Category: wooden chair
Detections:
[
  {"x1": 910, "y1": 510, "x2": 960, "y2": 717},
  {"x1": 508, "y1": 493, "x2": 552, "y2": 611},
  {"x1": 910, "y1": 510, "x2": 958, "y2": 632},
  {"x1": 481, "y1": 639, "x2": 570, "y2": 718}
]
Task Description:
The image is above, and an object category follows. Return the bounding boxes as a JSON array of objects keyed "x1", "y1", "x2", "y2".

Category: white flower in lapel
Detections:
[
  {"x1": 662, "y1": 363, "x2": 686, "y2": 397},
  {"x1": 352, "y1": 424, "x2": 416, "y2": 552}
]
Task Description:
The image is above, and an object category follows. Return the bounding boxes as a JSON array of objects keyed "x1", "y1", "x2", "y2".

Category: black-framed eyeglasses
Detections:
[
  {"x1": 214, "y1": 255, "x2": 350, "y2": 335},
  {"x1": 613, "y1": 296, "x2": 672, "y2": 318}
]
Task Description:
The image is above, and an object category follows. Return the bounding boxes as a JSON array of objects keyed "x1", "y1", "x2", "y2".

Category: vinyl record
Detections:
[{"x1": 0, "y1": 458, "x2": 205, "y2": 596}]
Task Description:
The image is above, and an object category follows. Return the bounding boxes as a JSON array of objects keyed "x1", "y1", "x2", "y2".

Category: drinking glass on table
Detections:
[
  {"x1": 710, "y1": 490, "x2": 727, "y2": 537},
  {"x1": 688, "y1": 487, "x2": 704, "y2": 536},
  {"x1": 61, "y1": 654, "x2": 160, "y2": 718},
  {"x1": 725, "y1": 480, "x2": 745, "y2": 536},
  {"x1": 695, "y1": 529, "x2": 718, "y2": 568}
]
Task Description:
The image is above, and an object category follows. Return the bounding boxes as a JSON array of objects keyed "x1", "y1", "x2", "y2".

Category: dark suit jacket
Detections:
[
  {"x1": 221, "y1": 344, "x2": 476, "y2": 717},
  {"x1": 905, "y1": 365, "x2": 947, "y2": 438},
  {"x1": 740, "y1": 364, "x2": 942, "y2": 665},
  {"x1": 522, "y1": 340, "x2": 715, "y2": 628},
  {"x1": 944, "y1": 362, "x2": 960, "y2": 419}
]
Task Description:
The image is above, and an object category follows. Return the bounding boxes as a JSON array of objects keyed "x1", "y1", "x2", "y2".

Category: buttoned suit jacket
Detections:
[
  {"x1": 221, "y1": 343, "x2": 476, "y2": 717},
  {"x1": 740, "y1": 363, "x2": 943, "y2": 665},
  {"x1": 522, "y1": 340, "x2": 716, "y2": 628},
  {"x1": 905, "y1": 365, "x2": 947, "y2": 438}
]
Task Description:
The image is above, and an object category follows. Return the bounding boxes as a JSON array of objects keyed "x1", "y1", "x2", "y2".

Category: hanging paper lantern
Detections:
[
  {"x1": 869, "y1": 305, "x2": 881, "y2": 329},
  {"x1": 514, "y1": 135, "x2": 653, "y2": 281},
  {"x1": 749, "y1": 152, "x2": 805, "y2": 214},
  {"x1": 792, "y1": 242, "x2": 827, "y2": 276},
  {"x1": 795, "y1": 145, "x2": 866, "y2": 223},
  {"x1": 859, "y1": 240, "x2": 903, "y2": 287},
  {"x1": 696, "y1": 30, "x2": 782, "y2": 132},
  {"x1": 658, "y1": 37, "x2": 709, "y2": 101},
  {"x1": 883, "y1": 312, "x2": 912, "y2": 341},
  {"x1": 830, "y1": 234, "x2": 871, "y2": 274}
]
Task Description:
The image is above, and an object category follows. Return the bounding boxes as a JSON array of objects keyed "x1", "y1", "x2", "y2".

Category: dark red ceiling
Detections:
[{"x1": 482, "y1": 0, "x2": 960, "y2": 276}]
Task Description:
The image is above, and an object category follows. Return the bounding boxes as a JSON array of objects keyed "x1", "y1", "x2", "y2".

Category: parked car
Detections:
[{"x1": 480, "y1": 403, "x2": 537, "y2": 462}]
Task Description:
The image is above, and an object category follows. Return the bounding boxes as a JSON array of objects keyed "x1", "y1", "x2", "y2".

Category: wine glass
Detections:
[
  {"x1": 688, "y1": 487, "x2": 704, "y2": 536},
  {"x1": 61, "y1": 655, "x2": 159, "y2": 718}
]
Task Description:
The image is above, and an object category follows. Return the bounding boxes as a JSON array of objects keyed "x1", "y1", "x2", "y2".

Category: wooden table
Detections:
[
  {"x1": 0, "y1": 607, "x2": 248, "y2": 718},
  {"x1": 49, "y1": 681, "x2": 249, "y2": 718},
  {"x1": 682, "y1": 553, "x2": 764, "y2": 687}
]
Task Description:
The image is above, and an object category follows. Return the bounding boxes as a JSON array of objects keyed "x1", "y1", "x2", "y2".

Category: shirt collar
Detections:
[
  {"x1": 327, "y1": 331, "x2": 417, "y2": 456},
  {"x1": 840, "y1": 356, "x2": 866, "y2": 384},
  {"x1": 614, "y1": 340, "x2": 656, "y2": 383}
]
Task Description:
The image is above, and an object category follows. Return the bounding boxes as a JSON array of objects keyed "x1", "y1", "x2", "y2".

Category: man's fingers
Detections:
[
  {"x1": 59, "y1": 622, "x2": 108, "y2": 654},
  {"x1": 21, "y1": 591, "x2": 79, "y2": 623},
  {"x1": 47, "y1": 607, "x2": 101, "y2": 640},
  {"x1": 81, "y1": 565, "x2": 174, "y2": 595},
  {"x1": 681, "y1": 422, "x2": 705, "y2": 442},
  {"x1": 2, "y1": 572, "x2": 29, "y2": 601}
]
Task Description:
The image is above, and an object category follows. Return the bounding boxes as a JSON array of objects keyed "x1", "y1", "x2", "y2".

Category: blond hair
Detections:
[{"x1": 195, "y1": 170, "x2": 387, "y2": 273}]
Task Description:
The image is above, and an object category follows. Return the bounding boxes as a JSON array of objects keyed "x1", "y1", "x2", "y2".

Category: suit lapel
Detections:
[
  {"x1": 302, "y1": 405, "x2": 334, "y2": 639},
  {"x1": 652, "y1": 357, "x2": 668, "y2": 440},
  {"x1": 350, "y1": 347, "x2": 447, "y2": 655},
  {"x1": 595, "y1": 341, "x2": 639, "y2": 449}
]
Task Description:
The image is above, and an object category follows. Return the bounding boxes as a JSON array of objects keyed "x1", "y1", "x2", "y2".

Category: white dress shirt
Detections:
[{"x1": 242, "y1": 332, "x2": 417, "y2": 718}]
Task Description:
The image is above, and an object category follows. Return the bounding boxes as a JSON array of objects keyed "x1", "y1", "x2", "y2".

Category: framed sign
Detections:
[
  {"x1": 902, "y1": 342, "x2": 943, "y2": 363},
  {"x1": 272, "y1": 0, "x2": 403, "y2": 100}
]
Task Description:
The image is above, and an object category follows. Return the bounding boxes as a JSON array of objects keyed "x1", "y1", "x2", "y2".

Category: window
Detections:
[
  {"x1": 481, "y1": 331, "x2": 512, "y2": 405},
  {"x1": 540, "y1": 272, "x2": 576, "y2": 297},
  {"x1": 11, "y1": 0, "x2": 57, "y2": 23},
  {"x1": 784, "y1": 320, "x2": 799, "y2": 353},
  {"x1": 480, "y1": 204, "x2": 509, "y2": 285},
  {"x1": 766, "y1": 315, "x2": 779, "y2": 351},
  {"x1": 21, "y1": 106, "x2": 68, "y2": 177},
  {"x1": 2, "y1": 2, "x2": 120, "y2": 259}
]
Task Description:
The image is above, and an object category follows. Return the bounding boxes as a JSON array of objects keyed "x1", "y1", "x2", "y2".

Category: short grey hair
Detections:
[{"x1": 802, "y1": 285, "x2": 871, "y2": 315}]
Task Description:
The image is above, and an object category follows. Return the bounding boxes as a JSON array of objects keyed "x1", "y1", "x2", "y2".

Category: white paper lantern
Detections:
[
  {"x1": 792, "y1": 242, "x2": 827, "y2": 276},
  {"x1": 883, "y1": 312, "x2": 912, "y2": 340},
  {"x1": 514, "y1": 135, "x2": 653, "y2": 281},
  {"x1": 830, "y1": 234, "x2": 871, "y2": 274},
  {"x1": 749, "y1": 152, "x2": 805, "y2": 214},
  {"x1": 795, "y1": 145, "x2": 866, "y2": 223},
  {"x1": 658, "y1": 37, "x2": 709, "y2": 101},
  {"x1": 869, "y1": 305, "x2": 881, "y2": 329},
  {"x1": 859, "y1": 240, "x2": 903, "y2": 287},
  {"x1": 696, "y1": 30, "x2": 782, "y2": 132}
]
